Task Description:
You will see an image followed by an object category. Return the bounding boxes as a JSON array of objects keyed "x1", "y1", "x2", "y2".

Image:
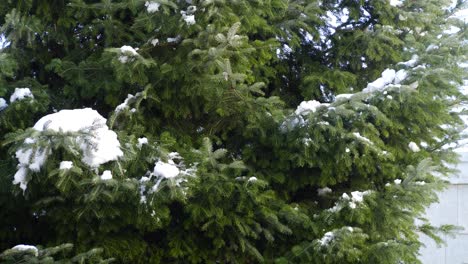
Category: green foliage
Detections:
[
  {"x1": 0, "y1": 243, "x2": 113, "y2": 263},
  {"x1": 0, "y1": 0, "x2": 466, "y2": 263}
]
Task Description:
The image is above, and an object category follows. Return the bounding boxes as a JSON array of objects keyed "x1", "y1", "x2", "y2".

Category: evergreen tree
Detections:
[{"x1": 0, "y1": 0, "x2": 466, "y2": 263}]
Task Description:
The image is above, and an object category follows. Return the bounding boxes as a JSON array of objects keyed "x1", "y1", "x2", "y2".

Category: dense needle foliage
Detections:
[{"x1": 0, "y1": 0, "x2": 466, "y2": 263}]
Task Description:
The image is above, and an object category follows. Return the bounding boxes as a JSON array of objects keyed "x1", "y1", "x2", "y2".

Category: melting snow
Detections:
[{"x1": 10, "y1": 88, "x2": 34, "y2": 103}]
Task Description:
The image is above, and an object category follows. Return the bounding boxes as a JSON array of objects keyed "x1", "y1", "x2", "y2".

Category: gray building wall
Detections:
[{"x1": 419, "y1": 152, "x2": 468, "y2": 264}]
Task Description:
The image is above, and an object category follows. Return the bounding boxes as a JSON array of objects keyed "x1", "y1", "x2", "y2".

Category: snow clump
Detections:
[
  {"x1": 342, "y1": 190, "x2": 372, "y2": 209},
  {"x1": 353, "y1": 132, "x2": 373, "y2": 144},
  {"x1": 13, "y1": 108, "x2": 123, "y2": 191},
  {"x1": 115, "y1": 93, "x2": 139, "y2": 112},
  {"x1": 0, "y1": 98, "x2": 7, "y2": 110},
  {"x1": 408, "y1": 142, "x2": 420, "y2": 152},
  {"x1": 295, "y1": 100, "x2": 323, "y2": 115},
  {"x1": 137, "y1": 137, "x2": 148, "y2": 148},
  {"x1": 394, "y1": 69, "x2": 408, "y2": 84},
  {"x1": 181, "y1": 6, "x2": 196, "y2": 25},
  {"x1": 145, "y1": 1, "x2": 160, "y2": 13},
  {"x1": 398, "y1": 55, "x2": 419, "y2": 67},
  {"x1": 119, "y1": 45, "x2": 139, "y2": 63},
  {"x1": 100, "y1": 170, "x2": 113, "y2": 180},
  {"x1": 154, "y1": 160, "x2": 180, "y2": 179},
  {"x1": 389, "y1": 0, "x2": 404, "y2": 7},
  {"x1": 363, "y1": 69, "x2": 396, "y2": 92},
  {"x1": 59, "y1": 161, "x2": 73, "y2": 170},
  {"x1": 10, "y1": 88, "x2": 34, "y2": 103},
  {"x1": 318, "y1": 187, "x2": 332, "y2": 196},
  {"x1": 319, "y1": 231, "x2": 335, "y2": 246},
  {"x1": 11, "y1": 245, "x2": 38, "y2": 256},
  {"x1": 151, "y1": 38, "x2": 159, "y2": 46},
  {"x1": 248, "y1": 176, "x2": 258, "y2": 182}
]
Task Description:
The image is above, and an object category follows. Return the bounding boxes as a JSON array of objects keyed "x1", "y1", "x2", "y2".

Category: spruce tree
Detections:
[{"x1": 0, "y1": 0, "x2": 466, "y2": 263}]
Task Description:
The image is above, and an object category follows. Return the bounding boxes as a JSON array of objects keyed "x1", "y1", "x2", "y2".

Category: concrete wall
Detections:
[{"x1": 419, "y1": 152, "x2": 468, "y2": 264}]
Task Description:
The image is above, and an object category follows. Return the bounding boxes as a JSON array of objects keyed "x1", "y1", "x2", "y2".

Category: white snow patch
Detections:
[
  {"x1": 119, "y1": 46, "x2": 139, "y2": 63},
  {"x1": 115, "y1": 94, "x2": 135, "y2": 112},
  {"x1": 13, "y1": 108, "x2": 122, "y2": 191},
  {"x1": 10, "y1": 88, "x2": 34, "y2": 103},
  {"x1": 120, "y1": 45, "x2": 138, "y2": 56},
  {"x1": 11, "y1": 245, "x2": 38, "y2": 256},
  {"x1": 154, "y1": 160, "x2": 180, "y2": 179},
  {"x1": 363, "y1": 69, "x2": 395, "y2": 92},
  {"x1": 145, "y1": 1, "x2": 160, "y2": 13},
  {"x1": 248, "y1": 176, "x2": 258, "y2": 182},
  {"x1": 318, "y1": 187, "x2": 332, "y2": 196},
  {"x1": 394, "y1": 69, "x2": 408, "y2": 84},
  {"x1": 353, "y1": 132, "x2": 373, "y2": 144},
  {"x1": 0, "y1": 97, "x2": 7, "y2": 110},
  {"x1": 137, "y1": 137, "x2": 148, "y2": 148},
  {"x1": 167, "y1": 36, "x2": 180, "y2": 43},
  {"x1": 34, "y1": 109, "x2": 123, "y2": 167},
  {"x1": 319, "y1": 231, "x2": 335, "y2": 246},
  {"x1": 16, "y1": 148, "x2": 48, "y2": 172},
  {"x1": 344, "y1": 190, "x2": 372, "y2": 209},
  {"x1": 350, "y1": 190, "x2": 371, "y2": 203},
  {"x1": 59, "y1": 161, "x2": 73, "y2": 170},
  {"x1": 426, "y1": 44, "x2": 439, "y2": 52},
  {"x1": 295, "y1": 100, "x2": 322, "y2": 115},
  {"x1": 181, "y1": 8, "x2": 196, "y2": 25},
  {"x1": 100, "y1": 170, "x2": 113, "y2": 180},
  {"x1": 444, "y1": 26, "x2": 461, "y2": 35},
  {"x1": 408, "y1": 142, "x2": 420, "y2": 152},
  {"x1": 335, "y1": 93, "x2": 353, "y2": 100},
  {"x1": 389, "y1": 0, "x2": 404, "y2": 7},
  {"x1": 398, "y1": 55, "x2": 419, "y2": 67},
  {"x1": 151, "y1": 38, "x2": 159, "y2": 46},
  {"x1": 13, "y1": 167, "x2": 28, "y2": 192},
  {"x1": 381, "y1": 69, "x2": 396, "y2": 84}
]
